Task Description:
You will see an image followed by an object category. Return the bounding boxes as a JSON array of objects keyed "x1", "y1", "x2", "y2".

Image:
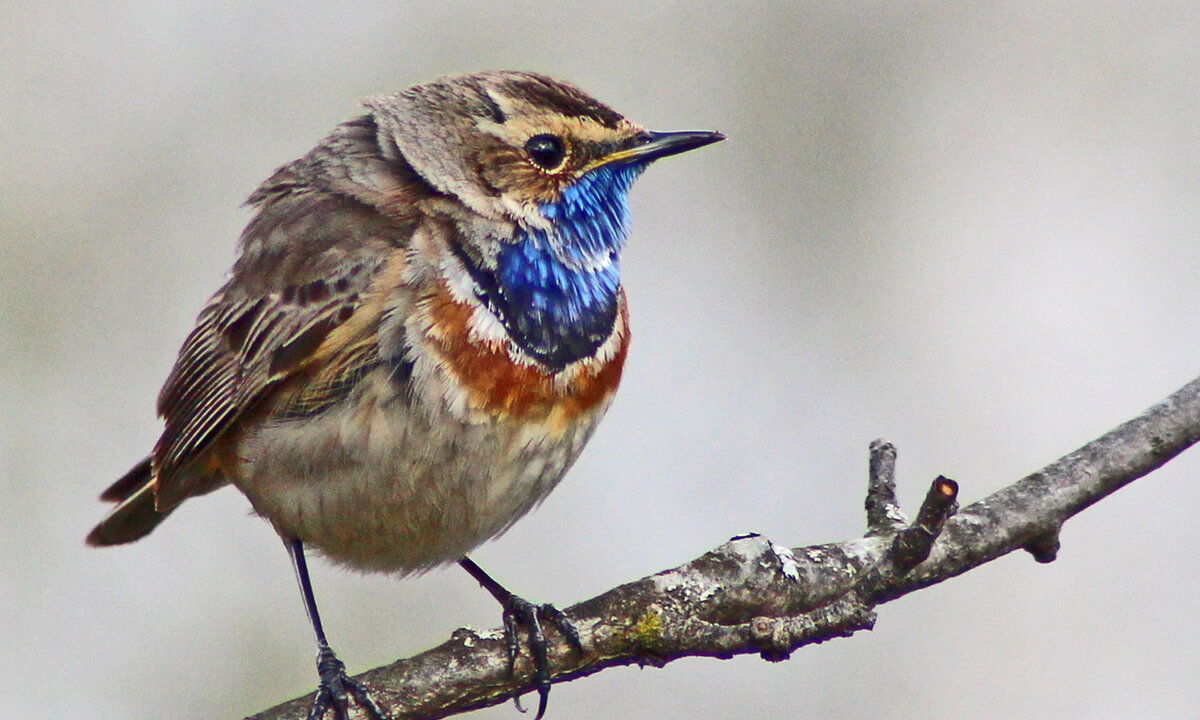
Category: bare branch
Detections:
[
  {"x1": 246, "y1": 374, "x2": 1200, "y2": 720},
  {"x1": 865, "y1": 439, "x2": 905, "y2": 534},
  {"x1": 892, "y1": 476, "x2": 958, "y2": 571}
]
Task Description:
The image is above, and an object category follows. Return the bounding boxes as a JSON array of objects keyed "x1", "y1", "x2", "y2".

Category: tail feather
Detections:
[
  {"x1": 98, "y1": 456, "x2": 153, "y2": 503},
  {"x1": 87, "y1": 458, "x2": 174, "y2": 546}
]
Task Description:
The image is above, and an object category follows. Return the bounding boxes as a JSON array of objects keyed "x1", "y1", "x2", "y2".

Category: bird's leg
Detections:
[
  {"x1": 287, "y1": 538, "x2": 388, "y2": 720},
  {"x1": 459, "y1": 557, "x2": 582, "y2": 720}
]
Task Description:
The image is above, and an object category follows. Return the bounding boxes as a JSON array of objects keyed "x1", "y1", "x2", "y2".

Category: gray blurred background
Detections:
[{"x1": 4, "y1": 2, "x2": 1200, "y2": 718}]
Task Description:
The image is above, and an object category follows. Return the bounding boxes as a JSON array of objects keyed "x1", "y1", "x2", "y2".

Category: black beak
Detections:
[{"x1": 598, "y1": 129, "x2": 726, "y2": 167}]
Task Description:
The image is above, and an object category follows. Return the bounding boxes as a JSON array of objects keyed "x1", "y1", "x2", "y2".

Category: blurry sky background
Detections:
[{"x1": 4, "y1": 2, "x2": 1200, "y2": 719}]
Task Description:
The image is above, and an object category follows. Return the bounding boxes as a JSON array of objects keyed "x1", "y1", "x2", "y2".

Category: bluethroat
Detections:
[{"x1": 87, "y1": 70, "x2": 723, "y2": 719}]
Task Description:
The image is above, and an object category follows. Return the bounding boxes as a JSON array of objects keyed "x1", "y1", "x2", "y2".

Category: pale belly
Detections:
[{"x1": 230, "y1": 384, "x2": 606, "y2": 574}]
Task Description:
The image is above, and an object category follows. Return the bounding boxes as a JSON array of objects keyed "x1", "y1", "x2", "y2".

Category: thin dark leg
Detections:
[
  {"x1": 287, "y1": 538, "x2": 388, "y2": 720},
  {"x1": 460, "y1": 557, "x2": 581, "y2": 720}
]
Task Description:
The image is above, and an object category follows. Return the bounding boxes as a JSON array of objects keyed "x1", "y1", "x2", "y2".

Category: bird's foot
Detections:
[
  {"x1": 499, "y1": 596, "x2": 583, "y2": 720},
  {"x1": 308, "y1": 641, "x2": 388, "y2": 720}
]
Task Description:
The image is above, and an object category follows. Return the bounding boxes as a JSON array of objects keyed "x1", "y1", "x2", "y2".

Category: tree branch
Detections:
[{"x1": 246, "y1": 374, "x2": 1200, "y2": 720}]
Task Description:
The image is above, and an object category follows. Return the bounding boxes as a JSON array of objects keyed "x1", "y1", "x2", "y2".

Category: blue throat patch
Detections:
[{"x1": 473, "y1": 162, "x2": 645, "y2": 371}]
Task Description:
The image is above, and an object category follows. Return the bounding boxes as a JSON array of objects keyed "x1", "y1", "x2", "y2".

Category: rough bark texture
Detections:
[{"x1": 246, "y1": 374, "x2": 1200, "y2": 720}]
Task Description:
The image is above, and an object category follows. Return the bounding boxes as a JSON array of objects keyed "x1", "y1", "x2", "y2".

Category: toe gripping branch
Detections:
[
  {"x1": 459, "y1": 558, "x2": 583, "y2": 720},
  {"x1": 309, "y1": 640, "x2": 388, "y2": 720}
]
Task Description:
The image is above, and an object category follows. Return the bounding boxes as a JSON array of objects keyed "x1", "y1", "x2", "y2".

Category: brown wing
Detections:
[{"x1": 151, "y1": 190, "x2": 410, "y2": 510}]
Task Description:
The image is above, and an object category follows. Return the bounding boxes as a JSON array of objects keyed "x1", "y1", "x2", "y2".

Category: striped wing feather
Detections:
[{"x1": 151, "y1": 192, "x2": 406, "y2": 510}]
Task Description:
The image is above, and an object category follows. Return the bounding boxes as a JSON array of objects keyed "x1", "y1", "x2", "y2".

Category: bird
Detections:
[{"x1": 87, "y1": 70, "x2": 723, "y2": 720}]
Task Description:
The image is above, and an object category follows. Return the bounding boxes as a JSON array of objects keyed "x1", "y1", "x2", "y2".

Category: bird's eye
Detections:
[{"x1": 525, "y1": 134, "x2": 567, "y2": 171}]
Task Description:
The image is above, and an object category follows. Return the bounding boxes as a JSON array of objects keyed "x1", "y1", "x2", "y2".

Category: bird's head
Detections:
[
  {"x1": 363, "y1": 71, "x2": 724, "y2": 227},
  {"x1": 363, "y1": 72, "x2": 723, "y2": 370}
]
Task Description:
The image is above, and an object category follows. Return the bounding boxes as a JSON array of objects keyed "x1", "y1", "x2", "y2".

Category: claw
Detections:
[
  {"x1": 498, "y1": 597, "x2": 584, "y2": 720},
  {"x1": 501, "y1": 597, "x2": 546, "y2": 719},
  {"x1": 459, "y1": 558, "x2": 582, "y2": 719},
  {"x1": 536, "y1": 603, "x2": 582, "y2": 654},
  {"x1": 308, "y1": 641, "x2": 389, "y2": 720}
]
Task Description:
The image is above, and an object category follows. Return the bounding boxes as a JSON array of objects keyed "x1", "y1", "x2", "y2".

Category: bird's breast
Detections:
[
  {"x1": 420, "y1": 278, "x2": 629, "y2": 433},
  {"x1": 230, "y1": 277, "x2": 629, "y2": 573}
]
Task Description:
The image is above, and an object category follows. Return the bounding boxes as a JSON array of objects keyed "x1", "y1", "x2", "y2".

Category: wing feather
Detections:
[{"x1": 150, "y1": 191, "x2": 409, "y2": 509}]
